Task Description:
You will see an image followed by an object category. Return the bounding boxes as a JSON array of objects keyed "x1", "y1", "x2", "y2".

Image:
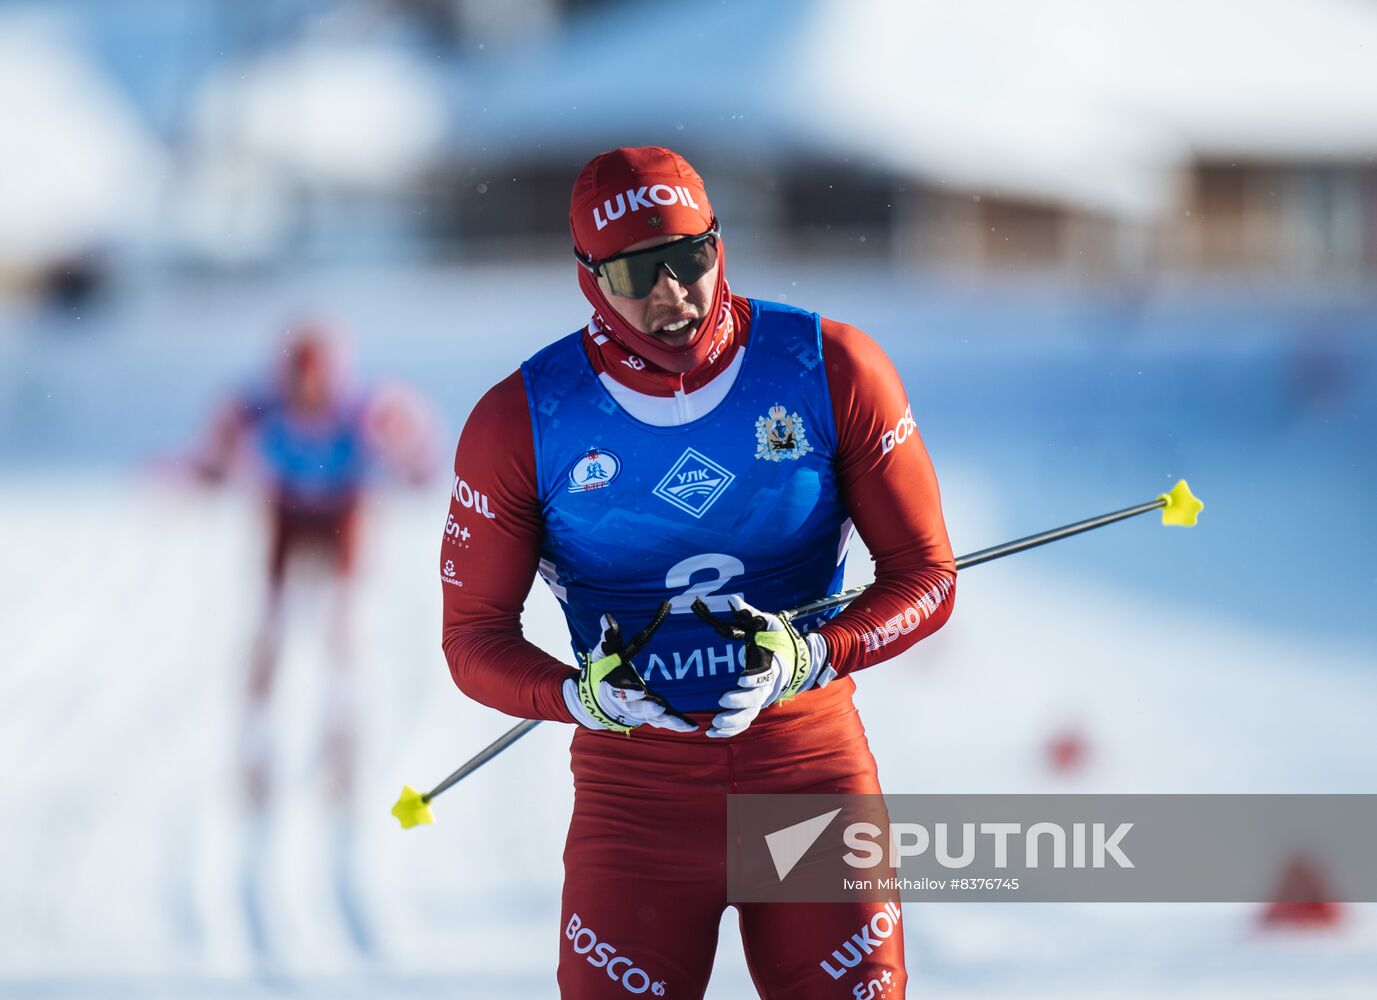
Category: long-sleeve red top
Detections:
[{"x1": 441, "y1": 295, "x2": 955, "y2": 723}]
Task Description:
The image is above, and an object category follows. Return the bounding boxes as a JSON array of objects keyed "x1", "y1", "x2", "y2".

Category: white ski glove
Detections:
[
  {"x1": 562, "y1": 602, "x2": 698, "y2": 734},
  {"x1": 691, "y1": 596, "x2": 836, "y2": 738}
]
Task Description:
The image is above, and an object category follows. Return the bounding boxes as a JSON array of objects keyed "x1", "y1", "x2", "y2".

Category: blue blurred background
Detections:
[{"x1": 1, "y1": 1, "x2": 1374, "y2": 997}]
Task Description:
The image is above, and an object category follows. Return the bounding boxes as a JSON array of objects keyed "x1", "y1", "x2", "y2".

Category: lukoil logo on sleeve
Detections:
[{"x1": 452, "y1": 475, "x2": 496, "y2": 519}]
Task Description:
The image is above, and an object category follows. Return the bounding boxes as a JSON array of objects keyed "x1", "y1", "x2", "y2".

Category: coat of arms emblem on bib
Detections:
[{"x1": 755, "y1": 404, "x2": 813, "y2": 462}]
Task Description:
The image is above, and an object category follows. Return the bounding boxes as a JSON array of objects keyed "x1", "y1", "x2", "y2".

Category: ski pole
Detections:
[{"x1": 393, "y1": 479, "x2": 1203, "y2": 828}]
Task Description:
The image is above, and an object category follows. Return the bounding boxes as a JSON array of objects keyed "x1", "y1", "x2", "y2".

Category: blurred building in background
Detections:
[
  {"x1": 3, "y1": 3, "x2": 1376, "y2": 997},
  {"x1": 3, "y1": 0, "x2": 1377, "y2": 302}
]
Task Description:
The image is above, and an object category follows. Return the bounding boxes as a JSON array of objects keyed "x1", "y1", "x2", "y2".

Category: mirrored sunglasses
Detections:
[{"x1": 580, "y1": 229, "x2": 719, "y2": 299}]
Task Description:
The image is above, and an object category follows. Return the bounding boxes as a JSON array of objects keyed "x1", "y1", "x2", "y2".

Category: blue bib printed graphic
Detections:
[
  {"x1": 651, "y1": 448, "x2": 735, "y2": 518},
  {"x1": 568, "y1": 449, "x2": 620, "y2": 493},
  {"x1": 522, "y1": 300, "x2": 849, "y2": 713}
]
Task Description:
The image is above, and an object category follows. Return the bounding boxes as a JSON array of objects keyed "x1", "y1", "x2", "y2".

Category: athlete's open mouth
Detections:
[{"x1": 651, "y1": 314, "x2": 698, "y2": 341}]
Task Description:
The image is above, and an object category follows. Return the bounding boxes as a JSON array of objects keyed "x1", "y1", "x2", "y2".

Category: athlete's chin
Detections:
[{"x1": 650, "y1": 329, "x2": 696, "y2": 349}]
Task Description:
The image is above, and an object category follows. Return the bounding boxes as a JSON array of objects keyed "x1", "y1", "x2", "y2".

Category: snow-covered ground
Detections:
[
  {"x1": 2, "y1": 264, "x2": 1374, "y2": 996},
  {"x1": 0, "y1": 471, "x2": 1373, "y2": 999}
]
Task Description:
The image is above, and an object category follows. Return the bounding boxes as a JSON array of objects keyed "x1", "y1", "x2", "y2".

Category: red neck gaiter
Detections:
[
  {"x1": 585, "y1": 283, "x2": 746, "y2": 396},
  {"x1": 570, "y1": 146, "x2": 730, "y2": 376}
]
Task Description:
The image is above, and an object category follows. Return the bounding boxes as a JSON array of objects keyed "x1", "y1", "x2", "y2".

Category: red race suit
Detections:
[{"x1": 441, "y1": 295, "x2": 955, "y2": 998}]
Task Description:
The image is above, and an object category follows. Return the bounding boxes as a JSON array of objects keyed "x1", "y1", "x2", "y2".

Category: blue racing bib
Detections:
[
  {"x1": 250, "y1": 392, "x2": 368, "y2": 506},
  {"x1": 522, "y1": 299, "x2": 849, "y2": 713}
]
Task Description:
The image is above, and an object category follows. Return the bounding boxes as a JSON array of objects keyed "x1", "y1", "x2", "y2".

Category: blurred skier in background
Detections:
[{"x1": 195, "y1": 319, "x2": 436, "y2": 810}]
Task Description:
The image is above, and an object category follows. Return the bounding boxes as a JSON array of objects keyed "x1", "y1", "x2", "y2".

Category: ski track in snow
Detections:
[{"x1": 1, "y1": 469, "x2": 1374, "y2": 999}]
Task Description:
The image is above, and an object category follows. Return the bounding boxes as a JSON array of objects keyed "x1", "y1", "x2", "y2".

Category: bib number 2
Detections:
[{"x1": 665, "y1": 553, "x2": 744, "y2": 614}]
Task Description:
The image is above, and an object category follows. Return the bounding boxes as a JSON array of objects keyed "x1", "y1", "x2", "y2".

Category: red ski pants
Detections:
[{"x1": 557, "y1": 679, "x2": 906, "y2": 999}]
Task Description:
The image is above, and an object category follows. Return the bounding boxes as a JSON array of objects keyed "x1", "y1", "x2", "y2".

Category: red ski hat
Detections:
[
  {"x1": 278, "y1": 318, "x2": 348, "y2": 409},
  {"x1": 569, "y1": 147, "x2": 728, "y2": 375},
  {"x1": 570, "y1": 146, "x2": 715, "y2": 261}
]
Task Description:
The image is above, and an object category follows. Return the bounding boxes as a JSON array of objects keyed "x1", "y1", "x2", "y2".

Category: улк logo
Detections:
[
  {"x1": 652, "y1": 448, "x2": 735, "y2": 518},
  {"x1": 568, "y1": 449, "x2": 621, "y2": 493}
]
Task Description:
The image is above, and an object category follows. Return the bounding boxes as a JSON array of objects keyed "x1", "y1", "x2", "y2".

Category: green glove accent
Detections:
[
  {"x1": 575, "y1": 648, "x2": 639, "y2": 734},
  {"x1": 572, "y1": 601, "x2": 677, "y2": 734},
  {"x1": 691, "y1": 598, "x2": 812, "y2": 701},
  {"x1": 753, "y1": 625, "x2": 812, "y2": 702}
]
